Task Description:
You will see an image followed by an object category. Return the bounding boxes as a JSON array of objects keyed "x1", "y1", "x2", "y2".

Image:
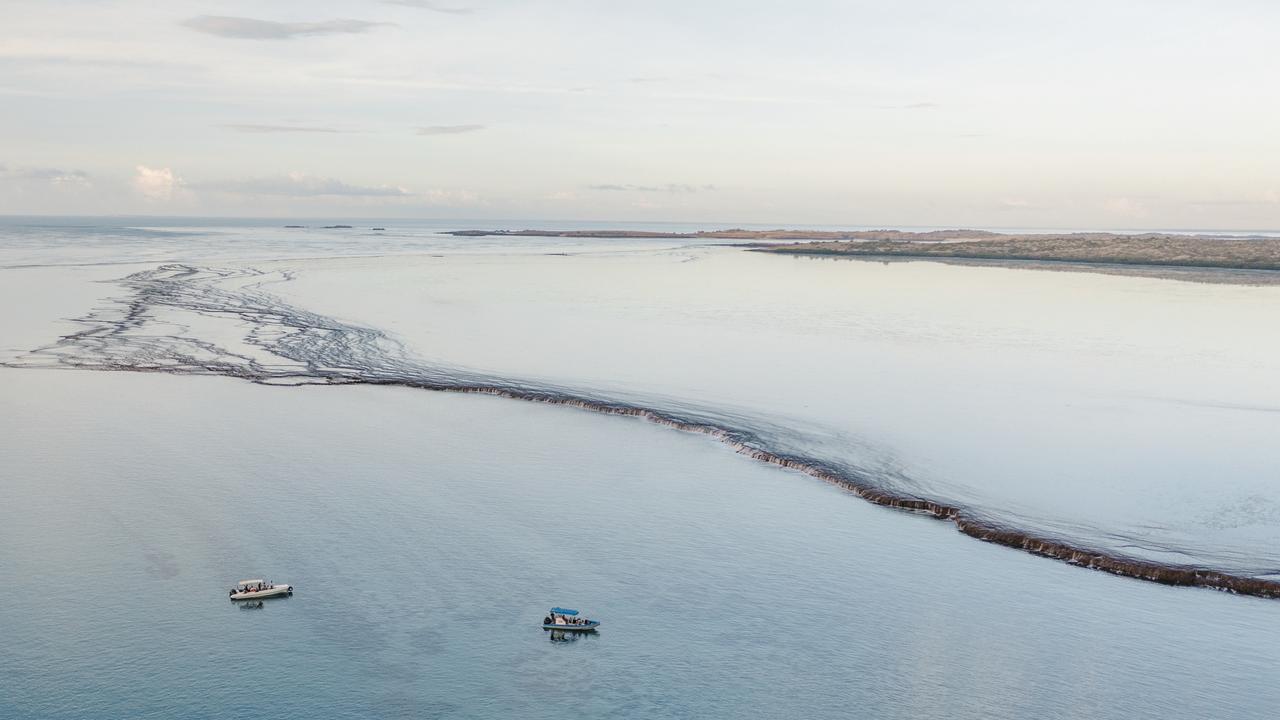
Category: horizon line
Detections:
[{"x1": 0, "y1": 213, "x2": 1278, "y2": 236}]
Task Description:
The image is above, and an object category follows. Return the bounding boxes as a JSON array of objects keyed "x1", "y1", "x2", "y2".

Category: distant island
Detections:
[
  {"x1": 445, "y1": 228, "x2": 988, "y2": 240},
  {"x1": 447, "y1": 228, "x2": 1280, "y2": 281}
]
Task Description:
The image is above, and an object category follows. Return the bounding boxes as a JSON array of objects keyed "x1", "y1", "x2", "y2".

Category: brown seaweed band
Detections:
[{"x1": 364, "y1": 380, "x2": 1280, "y2": 600}]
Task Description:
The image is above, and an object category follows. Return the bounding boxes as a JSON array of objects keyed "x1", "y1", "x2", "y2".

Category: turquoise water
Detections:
[{"x1": 2, "y1": 370, "x2": 1277, "y2": 719}]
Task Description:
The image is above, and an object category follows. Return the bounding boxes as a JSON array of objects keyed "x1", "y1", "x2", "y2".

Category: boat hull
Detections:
[{"x1": 542, "y1": 621, "x2": 600, "y2": 631}]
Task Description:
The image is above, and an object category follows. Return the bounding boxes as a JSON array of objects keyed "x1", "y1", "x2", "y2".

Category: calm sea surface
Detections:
[{"x1": 1, "y1": 219, "x2": 1278, "y2": 718}]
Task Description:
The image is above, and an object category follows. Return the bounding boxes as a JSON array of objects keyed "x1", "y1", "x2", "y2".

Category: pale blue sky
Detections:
[{"x1": 2, "y1": 0, "x2": 1279, "y2": 228}]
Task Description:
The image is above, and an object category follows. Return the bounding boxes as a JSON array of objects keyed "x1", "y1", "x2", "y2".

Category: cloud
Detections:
[
  {"x1": 177, "y1": 171, "x2": 479, "y2": 205},
  {"x1": 221, "y1": 124, "x2": 346, "y2": 134},
  {"x1": 587, "y1": 183, "x2": 715, "y2": 193},
  {"x1": 192, "y1": 172, "x2": 411, "y2": 197},
  {"x1": 134, "y1": 166, "x2": 182, "y2": 201},
  {"x1": 382, "y1": 1, "x2": 473, "y2": 13},
  {"x1": 1103, "y1": 197, "x2": 1148, "y2": 218},
  {"x1": 998, "y1": 198, "x2": 1035, "y2": 210},
  {"x1": 874, "y1": 101, "x2": 940, "y2": 110},
  {"x1": 421, "y1": 189, "x2": 481, "y2": 205},
  {"x1": 182, "y1": 16, "x2": 389, "y2": 40},
  {"x1": 1, "y1": 164, "x2": 91, "y2": 187},
  {"x1": 415, "y1": 124, "x2": 485, "y2": 135},
  {"x1": 1186, "y1": 190, "x2": 1280, "y2": 207},
  {"x1": 0, "y1": 56, "x2": 197, "y2": 71}
]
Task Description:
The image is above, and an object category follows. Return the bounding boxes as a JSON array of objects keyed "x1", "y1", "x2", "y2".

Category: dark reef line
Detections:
[
  {"x1": 10, "y1": 263, "x2": 1280, "y2": 600},
  {"x1": 373, "y1": 381, "x2": 1280, "y2": 599}
]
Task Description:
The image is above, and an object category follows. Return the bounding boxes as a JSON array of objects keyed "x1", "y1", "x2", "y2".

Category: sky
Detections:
[{"x1": 2, "y1": 0, "x2": 1279, "y2": 228}]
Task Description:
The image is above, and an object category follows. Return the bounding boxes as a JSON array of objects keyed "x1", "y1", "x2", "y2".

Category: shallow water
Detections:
[
  {"x1": 9, "y1": 219, "x2": 1275, "y2": 577},
  {"x1": 266, "y1": 244, "x2": 1280, "y2": 575},
  {"x1": 2, "y1": 370, "x2": 1278, "y2": 719},
  {"x1": 2, "y1": 218, "x2": 1279, "y2": 717}
]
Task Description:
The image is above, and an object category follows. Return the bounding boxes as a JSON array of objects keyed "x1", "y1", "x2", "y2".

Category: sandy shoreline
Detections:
[{"x1": 760, "y1": 251, "x2": 1280, "y2": 285}]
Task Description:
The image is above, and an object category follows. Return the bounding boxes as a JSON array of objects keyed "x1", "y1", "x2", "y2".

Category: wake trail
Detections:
[{"x1": 8, "y1": 263, "x2": 1280, "y2": 599}]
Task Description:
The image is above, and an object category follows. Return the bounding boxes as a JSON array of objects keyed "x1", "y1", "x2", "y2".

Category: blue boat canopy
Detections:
[{"x1": 550, "y1": 607, "x2": 579, "y2": 616}]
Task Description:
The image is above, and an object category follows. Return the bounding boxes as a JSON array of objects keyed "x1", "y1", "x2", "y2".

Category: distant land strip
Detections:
[{"x1": 447, "y1": 228, "x2": 1280, "y2": 276}]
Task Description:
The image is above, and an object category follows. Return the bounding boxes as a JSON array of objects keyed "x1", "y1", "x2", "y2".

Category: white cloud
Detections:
[
  {"x1": 998, "y1": 198, "x2": 1033, "y2": 209},
  {"x1": 182, "y1": 16, "x2": 389, "y2": 40},
  {"x1": 1103, "y1": 197, "x2": 1148, "y2": 219},
  {"x1": 382, "y1": 1, "x2": 473, "y2": 14},
  {"x1": 1186, "y1": 190, "x2": 1280, "y2": 208},
  {"x1": 588, "y1": 183, "x2": 715, "y2": 193},
  {"x1": 421, "y1": 189, "x2": 480, "y2": 205},
  {"x1": 416, "y1": 124, "x2": 485, "y2": 135},
  {"x1": 186, "y1": 171, "x2": 479, "y2": 206},
  {"x1": 194, "y1": 172, "x2": 410, "y2": 197},
  {"x1": 133, "y1": 165, "x2": 182, "y2": 201},
  {"x1": 221, "y1": 124, "x2": 346, "y2": 134},
  {"x1": 1, "y1": 164, "x2": 91, "y2": 188}
]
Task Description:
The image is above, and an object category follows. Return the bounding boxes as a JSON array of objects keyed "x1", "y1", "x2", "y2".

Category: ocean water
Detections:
[
  {"x1": 2, "y1": 218, "x2": 1279, "y2": 718},
  {"x1": 3, "y1": 370, "x2": 1278, "y2": 719}
]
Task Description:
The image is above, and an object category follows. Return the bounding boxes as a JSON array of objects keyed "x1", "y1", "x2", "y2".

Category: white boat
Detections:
[{"x1": 229, "y1": 579, "x2": 292, "y2": 601}]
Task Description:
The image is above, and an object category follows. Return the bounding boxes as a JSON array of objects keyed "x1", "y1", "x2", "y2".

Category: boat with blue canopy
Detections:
[{"x1": 542, "y1": 607, "x2": 600, "y2": 630}]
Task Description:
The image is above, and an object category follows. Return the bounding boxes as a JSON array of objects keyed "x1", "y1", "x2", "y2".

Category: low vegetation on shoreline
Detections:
[
  {"x1": 760, "y1": 231, "x2": 1280, "y2": 273},
  {"x1": 449, "y1": 228, "x2": 1280, "y2": 276}
]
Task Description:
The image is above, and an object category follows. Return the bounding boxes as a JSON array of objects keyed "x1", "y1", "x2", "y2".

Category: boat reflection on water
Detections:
[
  {"x1": 547, "y1": 628, "x2": 599, "y2": 644},
  {"x1": 233, "y1": 593, "x2": 293, "y2": 611}
]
